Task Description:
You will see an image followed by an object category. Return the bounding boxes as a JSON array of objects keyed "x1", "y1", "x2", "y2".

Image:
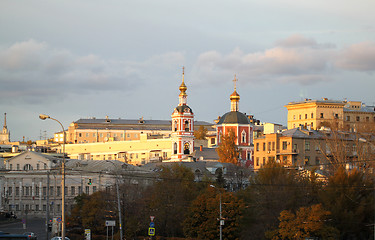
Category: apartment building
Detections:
[
  {"x1": 285, "y1": 98, "x2": 375, "y2": 131},
  {"x1": 0, "y1": 151, "x2": 152, "y2": 218}
]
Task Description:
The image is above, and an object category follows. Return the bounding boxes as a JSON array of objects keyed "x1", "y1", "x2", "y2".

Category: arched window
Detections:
[
  {"x1": 241, "y1": 131, "x2": 246, "y2": 143},
  {"x1": 174, "y1": 142, "x2": 178, "y2": 154},
  {"x1": 184, "y1": 142, "x2": 190, "y2": 154},
  {"x1": 185, "y1": 120, "x2": 189, "y2": 132},
  {"x1": 174, "y1": 121, "x2": 178, "y2": 132},
  {"x1": 23, "y1": 164, "x2": 33, "y2": 171}
]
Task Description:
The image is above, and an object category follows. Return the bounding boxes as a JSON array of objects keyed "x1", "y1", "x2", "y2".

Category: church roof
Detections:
[
  {"x1": 174, "y1": 105, "x2": 193, "y2": 114},
  {"x1": 217, "y1": 111, "x2": 250, "y2": 125}
]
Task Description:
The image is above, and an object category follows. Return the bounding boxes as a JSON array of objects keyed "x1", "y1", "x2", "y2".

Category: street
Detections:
[{"x1": 0, "y1": 217, "x2": 47, "y2": 240}]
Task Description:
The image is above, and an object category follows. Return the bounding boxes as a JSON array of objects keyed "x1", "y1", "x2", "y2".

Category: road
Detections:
[{"x1": 0, "y1": 217, "x2": 48, "y2": 240}]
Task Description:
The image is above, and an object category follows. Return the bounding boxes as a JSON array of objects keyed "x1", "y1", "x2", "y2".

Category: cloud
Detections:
[
  {"x1": 192, "y1": 35, "x2": 335, "y2": 85},
  {"x1": 335, "y1": 41, "x2": 375, "y2": 71},
  {"x1": 0, "y1": 39, "x2": 185, "y2": 104}
]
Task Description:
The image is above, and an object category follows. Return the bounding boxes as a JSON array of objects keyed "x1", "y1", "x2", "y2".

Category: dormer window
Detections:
[{"x1": 23, "y1": 164, "x2": 33, "y2": 171}]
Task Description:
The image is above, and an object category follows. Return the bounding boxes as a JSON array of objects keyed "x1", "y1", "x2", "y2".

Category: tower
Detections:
[
  {"x1": 0, "y1": 113, "x2": 10, "y2": 143},
  {"x1": 171, "y1": 67, "x2": 195, "y2": 160},
  {"x1": 216, "y1": 75, "x2": 254, "y2": 167}
]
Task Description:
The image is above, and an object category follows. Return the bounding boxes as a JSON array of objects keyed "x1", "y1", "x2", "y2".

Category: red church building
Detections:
[{"x1": 216, "y1": 76, "x2": 254, "y2": 167}]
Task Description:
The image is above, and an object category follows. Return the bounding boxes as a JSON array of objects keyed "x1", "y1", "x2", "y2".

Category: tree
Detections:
[
  {"x1": 194, "y1": 125, "x2": 208, "y2": 140},
  {"x1": 216, "y1": 130, "x2": 240, "y2": 165},
  {"x1": 184, "y1": 186, "x2": 245, "y2": 240},
  {"x1": 267, "y1": 204, "x2": 339, "y2": 239},
  {"x1": 319, "y1": 167, "x2": 374, "y2": 239},
  {"x1": 144, "y1": 164, "x2": 199, "y2": 238},
  {"x1": 239, "y1": 160, "x2": 320, "y2": 239}
]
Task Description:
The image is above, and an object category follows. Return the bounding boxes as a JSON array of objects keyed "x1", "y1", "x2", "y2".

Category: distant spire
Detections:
[
  {"x1": 178, "y1": 66, "x2": 188, "y2": 105},
  {"x1": 3, "y1": 113, "x2": 6, "y2": 128}
]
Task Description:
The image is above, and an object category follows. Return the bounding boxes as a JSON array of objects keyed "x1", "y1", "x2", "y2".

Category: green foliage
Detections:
[
  {"x1": 184, "y1": 186, "x2": 245, "y2": 240},
  {"x1": 216, "y1": 130, "x2": 240, "y2": 165}
]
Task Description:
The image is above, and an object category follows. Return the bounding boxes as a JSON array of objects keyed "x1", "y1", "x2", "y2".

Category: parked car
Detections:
[
  {"x1": 23, "y1": 232, "x2": 37, "y2": 240},
  {"x1": 50, "y1": 237, "x2": 70, "y2": 240}
]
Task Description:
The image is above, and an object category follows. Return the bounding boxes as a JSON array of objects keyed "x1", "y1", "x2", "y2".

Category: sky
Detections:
[{"x1": 0, "y1": 0, "x2": 374, "y2": 141}]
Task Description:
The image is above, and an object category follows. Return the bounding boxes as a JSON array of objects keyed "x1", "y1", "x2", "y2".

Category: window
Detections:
[
  {"x1": 272, "y1": 142, "x2": 275, "y2": 151},
  {"x1": 15, "y1": 187, "x2": 19, "y2": 196},
  {"x1": 366, "y1": 116, "x2": 369, "y2": 122},
  {"x1": 356, "y1": 116, "x2": 360, "y2": 121},
  {"x1": 25, "y1": 186, "x2": 30, "y2": 196},
  {"x1": 346, "y1": 116, "x2": 350, "y2": 121},
  {"x1": 9, "y1": 164, "x2": 12, "y2": 170},
  {"x1": 263, "y1": 142, "x2": 266, "y2": 151},
  {"x1": 36, "y1": 204, "x2": 39, "y2": 211},
  {"x1": 311, "y1": 113, "x2": 314, "y2": 118},
  {"x1": 184, "y1": 142, "x2": 190, "y2": 154},
  {"x1": 79, "y1": 133, "x2": 82, "y2": 137},
  {"x1": 85, "y1": 186, "x2": 90, "y2": 194},
  {"x1": 293, "y1": 115, "x2": 296, "y2": 120},
  {"x1": 93, "y1": 186, "x2": 97, "y2": 192},
  {"x1": 50, "y1": 187, "x2": 53, "y2": 196},
  {"x1": 16, "y1": 164, "x2": 20, "y2": 170},
  {"x1": 185, "y1": 120, "x2": 189, "y2": 132},
  {"x1": 23, "y1": 164, "x2": 33, "y2": 171},
  {"x1": 241, "y1": 131, "x2": 246, "y2": 143},
  {"x1": 305, "y1": 141, "x2": 310, "y2": 151},
  {"x1": 43, "y1": 187, "x2": 47, "y2": 196},
  {"x1": 267, "y1": 142, "x2": 271, "y2": 151},
  {"x1": 174, "y1": 121, "x2": 177, "y2": 131},
  {"x1": 305, "y1": 114, "x2": 307, "y2": 119},
  {"x1": 36, "y1": 164, "x2": 40, "y2": 170},
  {"x1": 43, "y1": 204, "x2": 47, "y2": 211},
  {"x1": 86, "y1": 133, "x2": 89, "y2": 137},
  {"x1": 256, "y1": 157, "x2": 259, "y2": 166},
  {"x1": 299, "y1": 115, "x2": 301, "y2": 120},
  {"x1": 334, "y1": 113, "x2": 339, "y2": 119},
  {"x1": 71, "y1": 186, "x2": 75, "y2": 196},
  {"x1": 262, "y1": 157, "x2": 266, "y2": 165},
  {"x1": 78, "y1": 186, "x2": 82, "y2": 195},
  {"x1": 35, "y1": 186, "x2": 39, "y2": 196},
  {"x1": 282, "y1": 141, "x2": 288, "y2": 150},
  {"x1": 320, "y1": 113, "x2": 324, "y2": 118},
  {"x1": 256, "y1": 143, "x2": 259, "y2": 151},
  {"x1": 8, "y1": 187, "x2": 12, "y2": 196}
]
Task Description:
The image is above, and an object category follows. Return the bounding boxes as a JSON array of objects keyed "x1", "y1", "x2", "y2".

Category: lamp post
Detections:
[
  {"x1": 106, "y1": 160, "x2": 123, "y2": 240},
  {"x1": 39, "y1": 114, "x2": 66, "y2": 239},
  {"x1": 210, "y1": 185, "x2": 222, "y2": 240}
]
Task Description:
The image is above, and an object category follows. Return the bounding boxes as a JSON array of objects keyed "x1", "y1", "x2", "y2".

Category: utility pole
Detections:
[{"x1": 46, "y1": 171, "x2": 50, "y2": 240}]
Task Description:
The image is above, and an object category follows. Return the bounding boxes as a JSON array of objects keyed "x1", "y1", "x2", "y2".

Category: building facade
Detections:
[{"x1": 285, "y1": 98, "x2": 375, "y2": 131}]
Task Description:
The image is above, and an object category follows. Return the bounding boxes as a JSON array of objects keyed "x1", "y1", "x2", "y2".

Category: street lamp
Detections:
[
  {"x1": 39, "y1": 114, "x2": 66, "y2": 239},
  {"x1": 106, "y1": 160, "x2": 123, "y2": 240},
  {"x1": 210, "y1": 185, "x2": 223, "y2": 240}
]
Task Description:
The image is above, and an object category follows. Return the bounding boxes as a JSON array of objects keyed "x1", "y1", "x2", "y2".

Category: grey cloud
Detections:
[
  {"x1": 335, "y1": 41, "x2": 375, "y2": 71},
  {"x1": 0, "y1": 39, "x2": 185, "y2": 104}
]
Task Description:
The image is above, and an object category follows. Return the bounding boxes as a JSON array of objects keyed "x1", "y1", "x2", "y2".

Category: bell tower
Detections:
[{"x1": 171, "y1": 67, "x2": 195, "y2": 160}]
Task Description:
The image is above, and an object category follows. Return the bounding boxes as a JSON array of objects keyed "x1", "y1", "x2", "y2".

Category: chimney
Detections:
[{"x1": 200, "y1": 145, "x2": 203, "y2": 151}]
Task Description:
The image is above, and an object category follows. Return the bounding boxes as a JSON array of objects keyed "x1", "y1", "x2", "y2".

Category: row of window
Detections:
[
  {"x1": 4, "y1": 185, "x2": 97, "y2": 197},
  {"x1": 345, "y1": 115, "x2": 374, "y2": 122},
  {"x1": 173, "y1": 120, "x2": 191, "y2": 132},
  {"x1": 9, "y1": 163, "x2": 47, "y2": 171}
]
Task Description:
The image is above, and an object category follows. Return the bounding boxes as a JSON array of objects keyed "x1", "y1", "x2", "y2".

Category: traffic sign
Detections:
[
  {"x1": 148, "y1": 227, "x2": 155, "y2": 236},
  {"x1": 56, "y1": 217, "x2": 61, "y2": 223},
  {"x1": 105, "y1": 220, "x2": 116, "y2": 226},
  {"x1": 149, "y1": 222, "x2": 155, "y2": 228},
  {"x1": 150, "y1": 216, "x2": 155, "y2": 222}
]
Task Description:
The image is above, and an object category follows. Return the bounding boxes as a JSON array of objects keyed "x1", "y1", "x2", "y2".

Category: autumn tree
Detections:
[
  {"x1": 194, "y1": 125, "x2": 208, "y2": 140},
  {"x1": 144, "y1": 163, "x2": 199, "y2": 238},
  {"x1": 319, "y1": 167, "x2": 374, "y2": 239},
  {"x1": 184, "y1": 186, "x2": 245, "y2": 240},
  {"x1": 267, "y1": 204, "x2": 339, "y2": 239},
  {"x1": 216, "y1": 130, "x2": 240, "y2": 165},
  {"x1": 239, "y1": 160, "x2": 320, "y2": 239}
]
